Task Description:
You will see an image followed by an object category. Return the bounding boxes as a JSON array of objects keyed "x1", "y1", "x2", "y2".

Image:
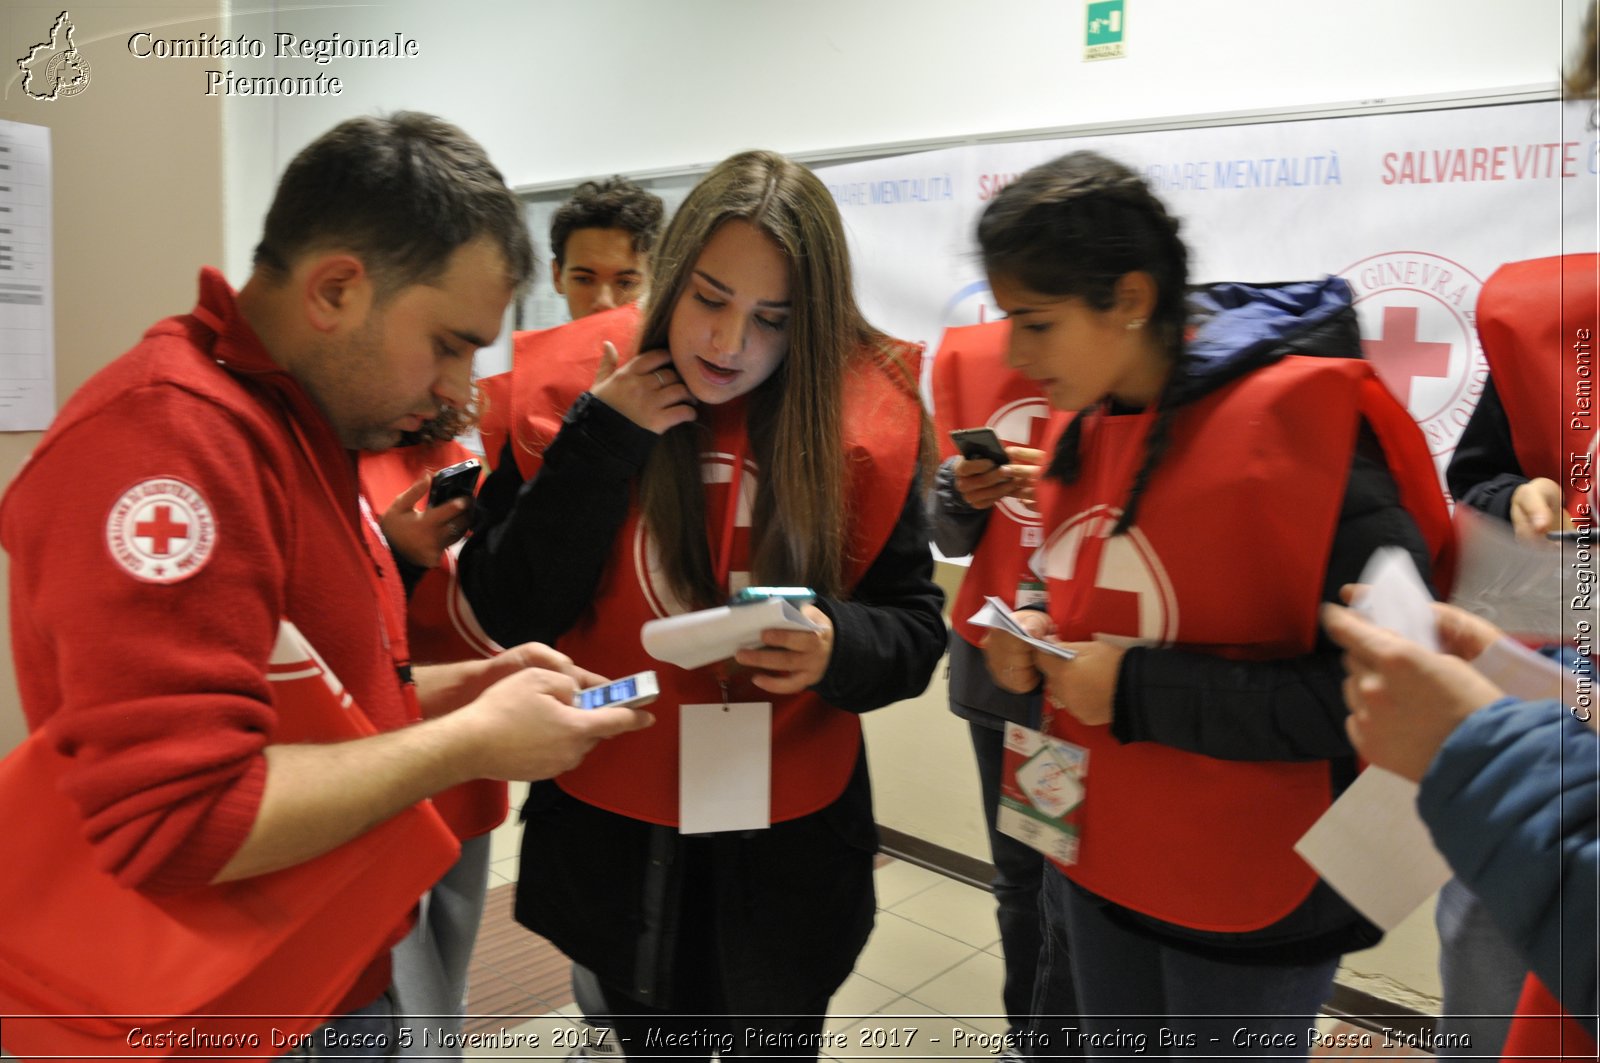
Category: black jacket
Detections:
[{"x1": 1444, "y1": 376, "x2": 1525, "y2": 520}]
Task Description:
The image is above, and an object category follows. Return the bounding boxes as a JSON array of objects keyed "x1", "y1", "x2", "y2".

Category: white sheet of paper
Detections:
[
  {"x1": 1350, "y1": 546, "x2": 1439, "y2": 651},
  {"x1": 1296, "y1": 547, "x2": 1451, "y2": 929},
  {"x1": 1448, "y1": 506, "x2": 1565, "y2": 640},
  {"x1": 679, "y1": 702, "x2": 771, "y2": 834},
  {"x1": 1294, "y1": 767, "x2": 1453, "y2": 930},
  {"x1": 641, "y1": 599, "x2": 821, "y2": 671},
  {"x1": 1471, "y1": 636, "x2": 1565, "y2": 700},
  {"x1": 968, "y1": 596, "x2": 1078, "y2": 660}
]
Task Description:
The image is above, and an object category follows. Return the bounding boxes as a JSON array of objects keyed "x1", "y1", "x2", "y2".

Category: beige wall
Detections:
[
  {"x1": 863, "y1": 561, "x2": 990, "y2": 863},
  {"x1": 0, "y1": 0, "x2": 226, "y2": 754}
]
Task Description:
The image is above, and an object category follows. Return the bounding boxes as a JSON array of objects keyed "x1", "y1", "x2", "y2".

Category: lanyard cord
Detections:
[
  {"x1": 712, "y1": 432, "x2": 749, "y2": 594},
  {"x1": 709, "y1": 431, "x2": 751, "y2": 703}
]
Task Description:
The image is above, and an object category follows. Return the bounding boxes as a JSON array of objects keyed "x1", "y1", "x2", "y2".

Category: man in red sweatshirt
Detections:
[{"x1": 0, "y1": 112, "x2": 651, "y2": 1058}]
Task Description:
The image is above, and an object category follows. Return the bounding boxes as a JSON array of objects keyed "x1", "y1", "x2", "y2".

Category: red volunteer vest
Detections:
[
  {"x1": 1501, "y1": 975, "x2": 1598, "y2": 1062},
  {"x1": 1035, "y1": 357, "x2": 1451, "y2": 931},
  {"x1": 1477, "y1": 254, "x2": 1600, "y2": 512},
  {"x1": 929, "y1": 321, "x2": 1068, "y2": 644},
  {"x1": 358, "y1": 443, "x2": 509, "y2": 841},
  {"x1": 506, "y1": 303, "x2": 644, "y2": 479},
  {"x1": 476, "y1": 370, "x2": 513, "y2": 473},
  {"x1": 505, "y1": 316, "x2": 923, "y2": 826}
]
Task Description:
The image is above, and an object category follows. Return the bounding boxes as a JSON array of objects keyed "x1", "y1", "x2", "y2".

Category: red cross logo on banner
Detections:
[
  {"x1": 105, "y1": 477, "x2": 217, "y2": 584},
  {"x1": 1362, "y1": 305, "x2": 1453, "y2": 408},
  {"x1": 1340, "y1": 250, "x2": 1484, "y2": 459},
  {"x1": 1039, "y1": 506, "x2": 1179, "y2": 645}
]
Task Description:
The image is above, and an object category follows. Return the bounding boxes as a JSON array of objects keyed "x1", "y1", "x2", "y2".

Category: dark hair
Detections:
[
  {"x1": 549, "y1": 177, "x2": 666, "y2": 266},
  {"x1": 977, "y1": 150, "x2": 1190, "y2": 534},
  {"x1": 253, "y1": 112, "x2": 534, "y2": 295}
]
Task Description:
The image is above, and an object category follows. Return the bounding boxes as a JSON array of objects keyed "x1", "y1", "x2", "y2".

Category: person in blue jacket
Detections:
[{"x1": 1322, "y1": 601, "x2": 1597, "y2": 1036}]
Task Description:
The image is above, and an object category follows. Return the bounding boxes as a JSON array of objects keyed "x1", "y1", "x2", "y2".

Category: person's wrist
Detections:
[{"x1": 409, "y1": 711, "x2": 481, "y2": 789}]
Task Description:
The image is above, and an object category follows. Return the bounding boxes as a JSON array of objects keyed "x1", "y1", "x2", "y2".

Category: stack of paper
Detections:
[
  {"x1": 1294, "y1": 547, "x2": 1451, "y2": 930},
  {"x1": 641, "y1": 598, "x2": 822, "y2": 670},
  {"x1": 967, "y1": 596, "x2": 1077, "y2": 660}
]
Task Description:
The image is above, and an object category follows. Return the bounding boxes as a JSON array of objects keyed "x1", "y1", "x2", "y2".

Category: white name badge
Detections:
[{"x1": 679, "y1": 702, "x2": 772, "y2": 834}]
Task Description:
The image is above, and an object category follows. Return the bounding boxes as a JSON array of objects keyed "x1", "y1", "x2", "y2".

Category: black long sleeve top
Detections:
[{"x1": 457, "y1": 391, "x2": 946, "y2": 713}]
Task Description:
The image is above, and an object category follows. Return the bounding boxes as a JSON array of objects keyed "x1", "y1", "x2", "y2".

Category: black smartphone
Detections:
[
  {"x1": 950, "y1": 427, "x2": 1010, "y2": 466},
  {"x1": 427, "y1": 459, "x2": 480, "y2": 508}
]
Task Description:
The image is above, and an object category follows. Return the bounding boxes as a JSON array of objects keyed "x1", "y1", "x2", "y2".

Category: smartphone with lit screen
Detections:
[{"x1": 573, "y1": 671, "x2": 660, "y2": 710}]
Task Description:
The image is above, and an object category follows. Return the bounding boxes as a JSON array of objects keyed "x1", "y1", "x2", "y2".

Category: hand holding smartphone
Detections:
[
  {"x1": 428, "y1": 459, "x2": 480, "y2": 509},
  {"x1": 950, "y1": 427, "x2": 1010, "y2": 467}
]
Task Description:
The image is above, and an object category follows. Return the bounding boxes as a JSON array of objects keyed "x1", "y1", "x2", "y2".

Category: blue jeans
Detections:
[
  {"x1": 1034, "y1": 872, "x2": 1338, "y2": 1060},
  {"x1": 1434, "y1": 877, "x2": 1524, "y2": 1061}
]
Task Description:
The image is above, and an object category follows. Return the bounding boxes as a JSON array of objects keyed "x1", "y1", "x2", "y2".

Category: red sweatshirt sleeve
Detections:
[{"x1": 4, "y1": 384, "x2": 291, "y2": 892}]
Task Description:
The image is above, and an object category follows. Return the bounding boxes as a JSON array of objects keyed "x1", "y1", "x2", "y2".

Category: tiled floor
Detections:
[{"x1": 458, "y1": 791, "x2": 1426, "y2": 1061}]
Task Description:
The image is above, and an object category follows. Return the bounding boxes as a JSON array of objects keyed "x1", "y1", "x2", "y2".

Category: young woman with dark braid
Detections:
[{"x1": 975, "y1": 151, "x2": 1452, "y2": 1058}]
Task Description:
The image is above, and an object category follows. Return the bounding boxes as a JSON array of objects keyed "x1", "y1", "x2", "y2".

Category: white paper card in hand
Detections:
[
  {"x1": 641, "y1": 598, "x2": 821, "y2": 671},
  {"x1": 968, "y1": 596, "x2": 1077, "y2": 660},
  {"x1": 1470, "y1": 637, "x2": 1567, "y2": 702},
  {"x1": 1300, "y1": 547, "x2": 1451, "y2": 928},
  {"x1": 1294, "y1": 767, "x2": 1451, "y2": 930},
  {"x1": 1350, "y1": 547, "x2": 1439, "y2": 651},
  {"x1": 680, "y1": 702, "x2": 770, "y2": 834}
]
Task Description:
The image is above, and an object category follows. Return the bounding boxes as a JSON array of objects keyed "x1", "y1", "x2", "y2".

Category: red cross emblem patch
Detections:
[{"x1": 104, "y1": 477, "x2": 217, "y2": 584}]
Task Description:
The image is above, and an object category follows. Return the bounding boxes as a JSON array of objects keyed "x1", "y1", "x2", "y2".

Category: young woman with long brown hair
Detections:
[{"x1": 459, "y1": 150, "x2": 945, "y2": 1058}]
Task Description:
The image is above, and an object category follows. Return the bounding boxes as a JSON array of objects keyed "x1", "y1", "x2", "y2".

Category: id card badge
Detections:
[
  {"x1": 1015, "y1": 577, "x2": 1047, "y2": 610},
  {"x1": 997, "y1": 722, "x2": 1087, "y2": 864},
  {"x1": 680, "y1": 702, "x2": 771, "y2": 834}
]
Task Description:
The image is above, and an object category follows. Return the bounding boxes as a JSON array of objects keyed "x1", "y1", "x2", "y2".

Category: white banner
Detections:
[{"x1": 816, "y1": 100, "x2": 1600, "y2": 480}]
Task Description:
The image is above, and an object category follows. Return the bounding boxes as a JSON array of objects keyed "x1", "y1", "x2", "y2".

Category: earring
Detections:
[{"x1": 1126, "y1": 317, "x2": 1147, "y2": 331}]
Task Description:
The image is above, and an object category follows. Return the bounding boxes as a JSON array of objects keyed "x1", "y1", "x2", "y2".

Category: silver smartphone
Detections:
[{"x1": 573, "y1": 671, "x2": 660, "y2": 710}]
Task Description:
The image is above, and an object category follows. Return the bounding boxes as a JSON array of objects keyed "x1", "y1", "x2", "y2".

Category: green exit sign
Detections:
[{"x1": 1085, "y1": 0, "x2": 1127, "y2": 61}]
